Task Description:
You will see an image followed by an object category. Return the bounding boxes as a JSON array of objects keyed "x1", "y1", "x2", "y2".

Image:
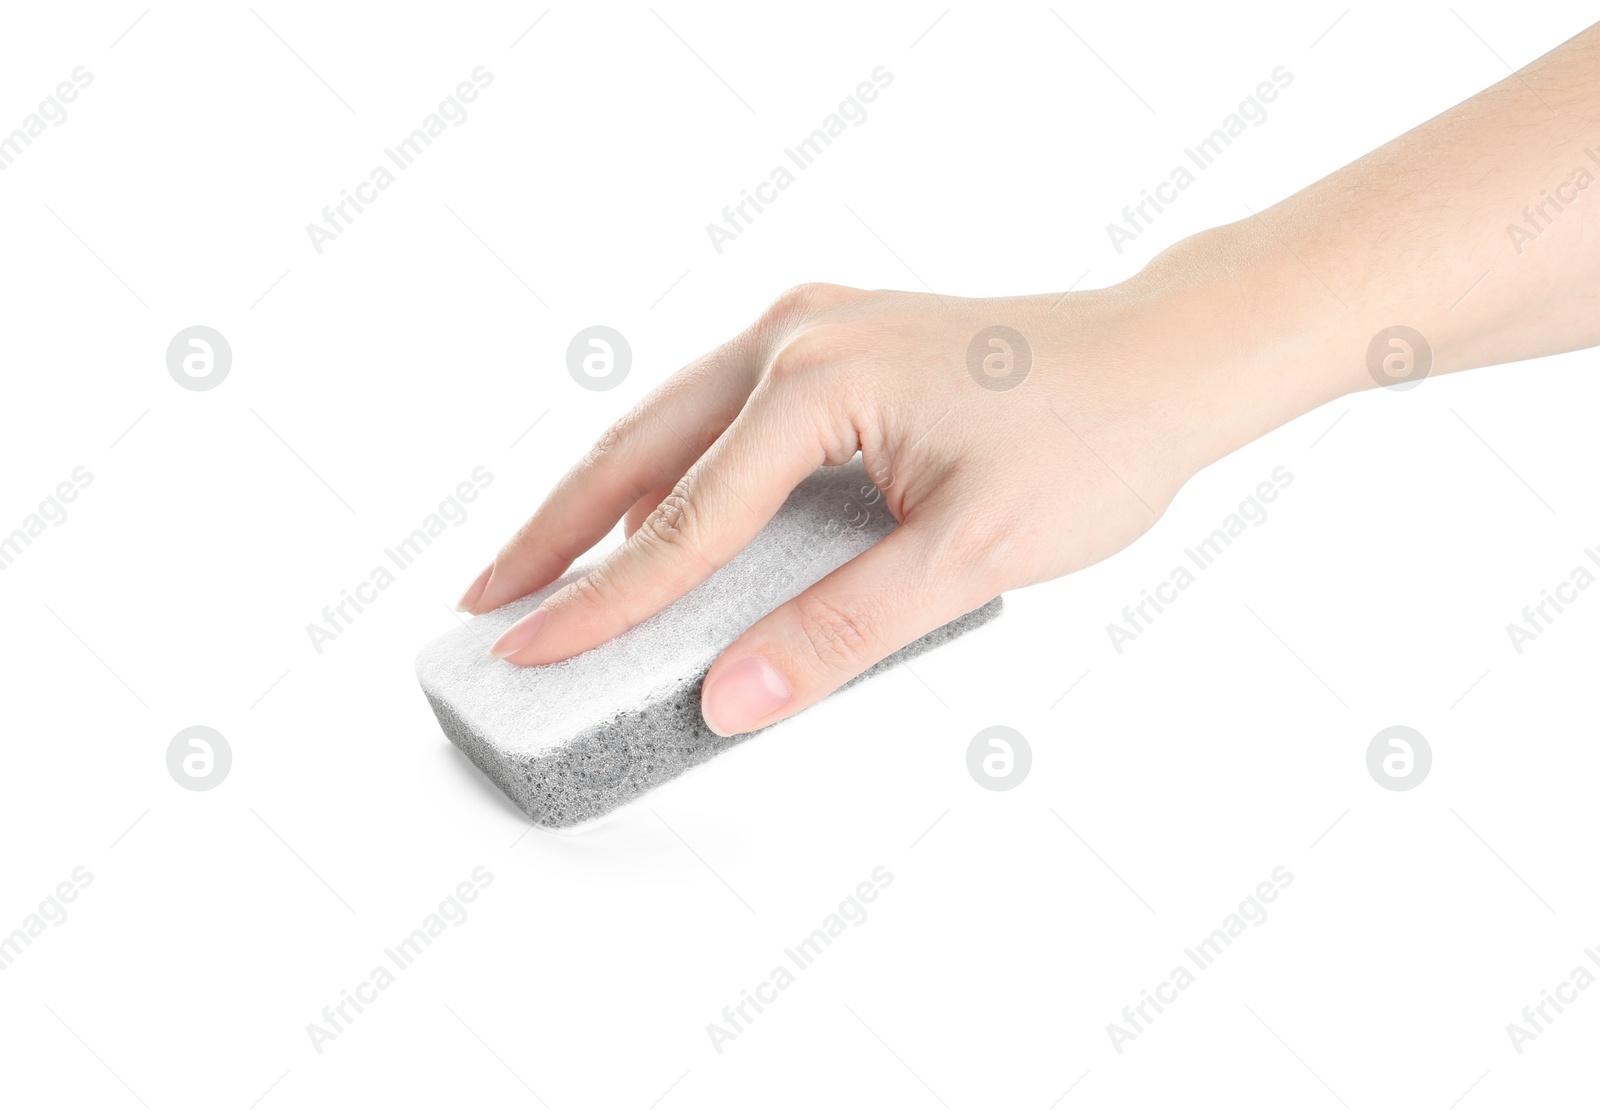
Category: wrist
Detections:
[{"x1": 1125, "y1": 220, "x2": 1370, "y2": 474}]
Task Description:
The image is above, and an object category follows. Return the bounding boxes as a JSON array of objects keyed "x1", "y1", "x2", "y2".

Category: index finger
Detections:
[
  {"x1": 488, "y1": 383, "x2": 823, "y2": 665},
  {"x1": 464, "y1": 344, "x2": 758, "y2": 615}
]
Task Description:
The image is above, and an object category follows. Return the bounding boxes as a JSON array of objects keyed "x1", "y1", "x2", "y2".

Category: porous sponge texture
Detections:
[{"x1": 417, "y1": 460, "x2": 1002, "y2": 831}]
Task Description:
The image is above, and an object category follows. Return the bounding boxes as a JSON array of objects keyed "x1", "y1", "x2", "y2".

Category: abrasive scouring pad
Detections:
[{"x1": 416, "y1": 459, "x2": 1002, "y2": 831}]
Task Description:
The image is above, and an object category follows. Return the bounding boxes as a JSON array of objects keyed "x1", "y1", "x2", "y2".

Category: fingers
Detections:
[
  {"x1": 489, "y1": 385, "x2": 825, "y2": 665},
  {"x1": 623, "y1": 483, "x2": 676, "y2": 537},
  {"x1": 462, "y1": 351, "x2": 757, "y2": 615},
  {"x1": 699, "y1": 516, "x2": 996, "y2": 736}
]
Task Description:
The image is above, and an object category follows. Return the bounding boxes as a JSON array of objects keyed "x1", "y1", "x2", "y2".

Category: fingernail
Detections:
[
  {"x1": 457, "y1": 563, "x2": 494, "y2": 612},
  {"x1": 703, "y1": 655, "x2": 791, "y2": 736},
  {"x1": 490, "y1": 607, "x2": 549, "y2": 660}
]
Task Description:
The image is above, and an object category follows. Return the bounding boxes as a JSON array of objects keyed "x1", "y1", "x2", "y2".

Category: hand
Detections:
[
  {"x1": 458, "y1": 261, "x2": 1288, "y2": 736},
  {"x1": 460, "y1": 21, "x2": 1600, "y2": 737}
]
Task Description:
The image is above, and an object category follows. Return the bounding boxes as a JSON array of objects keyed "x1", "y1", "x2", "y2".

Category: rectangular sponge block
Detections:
[{"x1": 416, "y1": 460, "x2": 1002, "y2": 831}]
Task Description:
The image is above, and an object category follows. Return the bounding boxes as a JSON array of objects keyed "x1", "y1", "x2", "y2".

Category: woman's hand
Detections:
[
  {"x1": 457, "y1": 243, "x2": 1302, "y2": 736},
  {"x1": 458, "y1": 15, "x2": 1600, "y2": 737}
]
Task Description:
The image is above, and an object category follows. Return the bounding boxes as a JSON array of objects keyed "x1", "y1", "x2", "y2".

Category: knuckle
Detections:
[
  {"x1": 763, "y1": 282, "x2": 819, "y2": 319},
  {"x1": 640, "y1": 483, "x2": 704, "y2": 553},
  {"x1": 766, "y1": 345, "x2": 811, "y2": 385},
  {"x1": 568, "y1": 566, "x2": 615, "y2": 609},
  {"x1": 635, "y1": 482, "x2": 716, "y2": 572},
  {"x1": 585, "y1": 419, "x2": 630, "y2": 465},
  {"x1": 766, "y1": 326, "x2": 842, "y2": 385},
  {"x1": 792, "y1": 591, "x2": 879, "y2": 671},
  {"x1": 761, "y1": 282, "x2": 857, "y2": 328},
  {"x1": 643, "y1": 486, "x2": 693, "y2": 542},
  {"x1": 564, "y1": 565, "x2": 629, "y2": 626}
]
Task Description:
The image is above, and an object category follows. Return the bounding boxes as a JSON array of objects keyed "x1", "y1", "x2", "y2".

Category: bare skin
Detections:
[{"x1": 460, "y1": 23, "x2": 1600, "y2": 736}]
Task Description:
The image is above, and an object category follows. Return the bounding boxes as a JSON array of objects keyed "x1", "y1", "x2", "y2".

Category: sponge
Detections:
[{"x1": 417, "y1": 460, "x2": 1002, "y2": 831}]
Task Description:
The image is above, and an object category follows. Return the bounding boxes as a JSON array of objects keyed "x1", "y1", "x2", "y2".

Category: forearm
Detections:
[{"x1": 1138, "y1": 21, "x2": 1600, "y2": 473}]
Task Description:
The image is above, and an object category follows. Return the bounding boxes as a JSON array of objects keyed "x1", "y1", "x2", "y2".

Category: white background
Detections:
[{"x1": 1, "y1": 2, "x2": 1597, "y2": 1114}]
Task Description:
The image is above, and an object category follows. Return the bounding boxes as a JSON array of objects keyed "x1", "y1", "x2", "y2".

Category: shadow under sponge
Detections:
[{"x1": 416, "y1": 460, "x2": 1002, "y2": 831}]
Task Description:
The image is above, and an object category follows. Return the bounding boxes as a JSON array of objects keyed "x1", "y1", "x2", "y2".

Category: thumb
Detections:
[{"x1": 700, "y1": 516, "x2": 998, "y2": 736}]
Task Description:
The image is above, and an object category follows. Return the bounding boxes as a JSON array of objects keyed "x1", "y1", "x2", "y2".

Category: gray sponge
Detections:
[{"x1": 417, "y1": 460, "x2": 1002, "y2": 831}]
